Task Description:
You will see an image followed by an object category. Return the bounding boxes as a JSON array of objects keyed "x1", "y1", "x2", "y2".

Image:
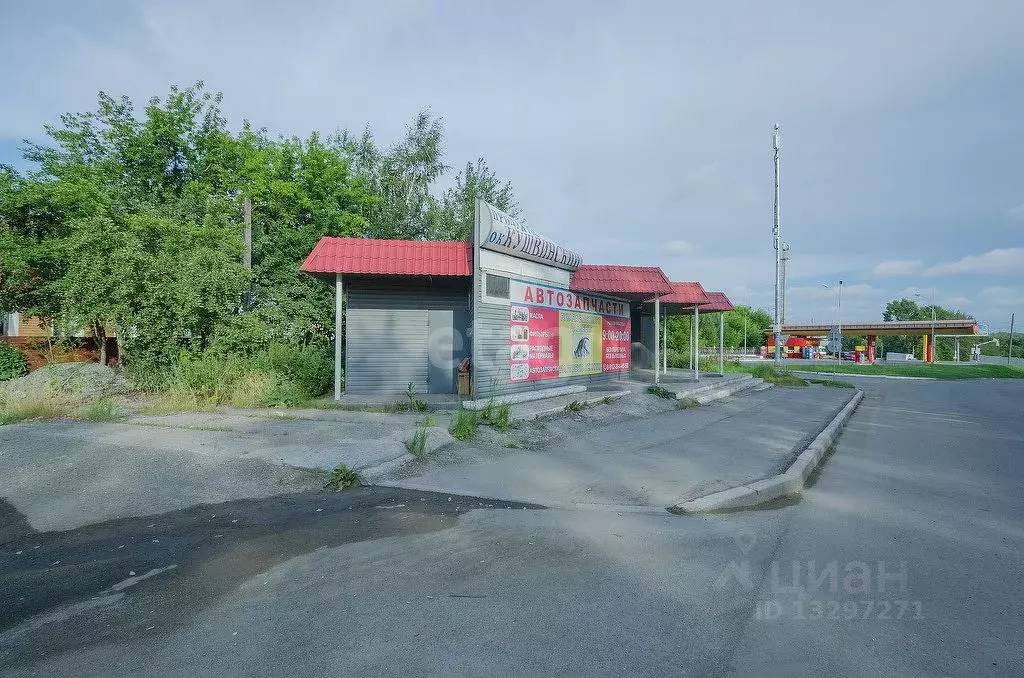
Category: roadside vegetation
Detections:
[
  {"x1": 1, "y1": 81, "x2": 520, "y2": 416},
  {"x1": 743, "y1": 364, "x2": 809, "y2": 387},
  {"x1": 806, "y1": 378, "x2": 857, "y2": 389},
  {"x1": 790, "y1": 362, "x2": 1024, "y2": 380},
  {"x1": 450, "y1": 409, "x2": 479, "y2": 440}
]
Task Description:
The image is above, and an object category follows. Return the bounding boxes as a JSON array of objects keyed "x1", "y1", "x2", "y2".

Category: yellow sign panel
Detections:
[{"x1": 558, "y1": 311, "x2": 602, "y2": 377}]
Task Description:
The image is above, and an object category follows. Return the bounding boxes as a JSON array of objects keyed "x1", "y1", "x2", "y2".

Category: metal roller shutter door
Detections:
[{"x1": 345, "y1": 281, "x2": 468, "y2": 394}]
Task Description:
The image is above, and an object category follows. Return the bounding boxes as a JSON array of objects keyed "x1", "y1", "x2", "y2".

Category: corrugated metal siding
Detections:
[
  {"x1": 473, "y1": 277, "x2": 621, "y2": 399},
  {"x1": 345, "y1": 277, "x2": 469, "y2": 394}
]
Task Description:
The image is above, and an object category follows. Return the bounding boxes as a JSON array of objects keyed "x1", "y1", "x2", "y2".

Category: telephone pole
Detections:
[{"x1": 772, "y1": 124, "x2": 782, "y2": 364}]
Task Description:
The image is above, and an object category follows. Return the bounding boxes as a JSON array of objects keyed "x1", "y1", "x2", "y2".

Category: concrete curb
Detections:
[
  {"x1": 791, "y1": 370, "x2": 934, "y2": 381},
  {"x1": 515, "y1": 390, "x2": 631, "y2": 421},
  {"x1": 671, "y1": 389, "x2": 865, "y2": 514},
  {"x1": 461, "y1": 385, "x2": 585, "y2": 410}
]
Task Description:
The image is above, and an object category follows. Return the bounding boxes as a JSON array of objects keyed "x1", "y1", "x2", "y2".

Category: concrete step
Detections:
[
  {"x1": 684, "y1": 376, "x2": 765, "y2": 405},
  {"x1": 670, "y1": 374, "x2": 753, "y2": 400}
]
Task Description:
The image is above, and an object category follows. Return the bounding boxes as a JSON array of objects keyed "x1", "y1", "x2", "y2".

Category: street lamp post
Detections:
[{"x1": 822, "y1": 280, "x2": 843, "y2": 361}]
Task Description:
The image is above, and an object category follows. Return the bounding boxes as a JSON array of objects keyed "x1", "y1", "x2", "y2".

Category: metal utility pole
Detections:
[
  {"x1": 243, "y1": 197, "x2": 252, "y2": 270},
  {"x1": 838, "y1": 279, "x2": 843, "y2": 354},
  {"x1": 743, "y1": 315, "x2": 748, "y2": 356},
  {"x1": 1009, "y1": 313, "x2": 1016, "y2": 365},
  {"x1": 243, "y1": 197, "x2": 253, "y2": 311},
  {"x1": 773, "y1": 124, "x2": 782, "y2": 364},
  {"x1": 780, "y1": 242, "x2": 791, "y2": 324}
]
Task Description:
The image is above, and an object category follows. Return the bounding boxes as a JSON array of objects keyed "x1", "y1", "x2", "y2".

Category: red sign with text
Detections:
[
  {"x1": 601, "y1": 317, "x2": 631, "y2": 373},
  {"x1": 509, "y1": 306, "x2": 560, "y2": 382}
]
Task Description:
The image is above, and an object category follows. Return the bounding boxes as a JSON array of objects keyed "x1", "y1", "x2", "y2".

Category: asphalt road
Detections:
[{"x1": 1, "y1": 378, "x2": 1022, "y2": 677}]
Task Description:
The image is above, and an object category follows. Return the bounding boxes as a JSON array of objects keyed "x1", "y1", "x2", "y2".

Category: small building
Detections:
[{"x1": 300, "y1": 201, "x2": 674, "y2": 399}]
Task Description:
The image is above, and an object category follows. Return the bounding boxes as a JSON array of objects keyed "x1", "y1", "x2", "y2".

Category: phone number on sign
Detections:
[{"x1": 754, "y1": 600, "x2": 924, "y2": 621}]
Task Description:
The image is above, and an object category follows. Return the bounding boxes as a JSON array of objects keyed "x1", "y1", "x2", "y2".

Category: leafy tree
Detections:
[
  {"x1": 0, "y1": 83, "x2": 521, "y2": 378},
  {"x1": 431, "y1": 158, "x2": 520, "y2": 241}
]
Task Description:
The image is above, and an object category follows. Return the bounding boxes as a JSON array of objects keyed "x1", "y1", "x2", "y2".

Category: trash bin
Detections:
[{"x1": 457, "y1": 357, "x2": 471, "y2": 396}]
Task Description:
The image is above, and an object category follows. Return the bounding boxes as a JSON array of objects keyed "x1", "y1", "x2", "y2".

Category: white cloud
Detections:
[
  {"x1": 924, "y1": 247, "x2": 1024, "y2": 276},
  {"x1": 789, "y1": 283, "x2": 882, "y2": 301},
  {"x1": 942, "y1": 296, "x2": 971, "y2": 308},
  {"x1": 663, "y1": 240, "x2": 695, "y2": 255},
  {"x1": 977, "y1": 286, "x2": 1020, "y2": 308},
  {"x1": 872, "y1": 259, "x2": 922, "y2": 277}
]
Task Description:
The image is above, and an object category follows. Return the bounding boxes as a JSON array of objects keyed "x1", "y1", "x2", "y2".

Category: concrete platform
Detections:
[{"x1": 378, "y1": 384, "x2": 854, "y2": 510}]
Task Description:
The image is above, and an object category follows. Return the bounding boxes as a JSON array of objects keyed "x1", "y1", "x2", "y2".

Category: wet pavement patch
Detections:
[{"x1": 0, "y1": 487, "x2": 540, "y2": 669}]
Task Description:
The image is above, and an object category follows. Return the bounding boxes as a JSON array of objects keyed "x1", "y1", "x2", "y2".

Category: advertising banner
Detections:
[
  {"x1": 509, "y1": 280, "x2": 630, "y2": 382},
  {"x1": 478, "y1": 201, "x2": 583, "y2": 271}
]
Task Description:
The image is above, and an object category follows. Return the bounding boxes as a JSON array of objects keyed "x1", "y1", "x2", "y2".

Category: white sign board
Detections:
[{"x1": 477, "y1": 201, "x2": 582, "y2": 271}]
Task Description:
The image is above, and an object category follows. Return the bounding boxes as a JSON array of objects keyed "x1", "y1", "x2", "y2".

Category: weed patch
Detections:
[
  {"x1": 450, "y1": 409, "x2": 479, "y2": 440},
  {"x1": 748, "y1": 365, "x2": 808, "y2": 387},
  {"x1": 647, "y1": 385, "x2": 675, "y2": 399},
  {"x1": 493, "y1": 404, "x2": 512, "y2": 431},
  {"x1": 564, "y1": 400, "x2": 588, "y2": 413},
  {"x1": 808, "y1": 378, "x2": 856, "y2": 389},
  {"x1": 675, "y1": 397, "x2": 700, "y2": 409},
  {"x1": 324, "y1": 464, "x2": 360, "y2": 491},
  {"x1": 406, "y1": 427, "x2": 429, "y2": 457}
]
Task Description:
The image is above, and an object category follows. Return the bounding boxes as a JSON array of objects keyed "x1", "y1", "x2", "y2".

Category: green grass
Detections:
[
  {"x1": 450, "y1": 409, "x2": 479, "y2": 440},
  {"x1": 79, "y1": 398, "x2": 123, "y2": 421},
  {"x1": 406, "y1": 426, "x2": 428, "y2": 457},
  {"x1": 675, "y1": 397, "x2": 701, "y2": 409},
  {"x1": 807, "y1": 378, "x2": 857, "y2": 389},
  {"x1": 743, "y1": 364, "x2": 808, "y2": 387},
  {"x1": 0, "y1": 392, "x2": 68, "y2": 425},
  {"x1": 786, "y1": 362, "x2": 1024, "y2": 380}
]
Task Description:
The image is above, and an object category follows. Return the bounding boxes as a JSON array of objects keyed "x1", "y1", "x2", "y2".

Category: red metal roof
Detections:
[
  {"x1": 660, "y1": 281, "x2": 710, "y2": 306},
  {"x1": 570, "y1": 265, "x2": 672, "y2": 296},
  {"x1": 701, "y1": 291, "x2": 735, "y2": 312},
  {"x1": 300, "y1": 237, "x2": 472, "y2": 276}
]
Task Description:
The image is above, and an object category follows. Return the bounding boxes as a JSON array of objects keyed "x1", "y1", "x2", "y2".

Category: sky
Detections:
[{"x1": 1, "y1": 1, "x2": 1022, "y2": 332}]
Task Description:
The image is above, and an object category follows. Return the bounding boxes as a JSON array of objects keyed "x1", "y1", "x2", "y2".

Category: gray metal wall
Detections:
[
  {"x1": 346, "y1": 277, "x2": 470, "y2": 394},
  {"x1": 473, "y1": 276, "x2": 623, "y2": 399}
]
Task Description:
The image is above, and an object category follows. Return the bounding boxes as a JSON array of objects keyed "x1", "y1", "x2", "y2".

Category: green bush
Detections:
[
  {"x1": 0, "y1": 343, "x2": 28, "y2": 381},
  {"x1": 209, "y1": 312, "x2": 272, "y2": 357},
  {"x1": 260, "y1": 343, "x2": 333, "y2": 398},
  {"x1": 129, "y1": 342, "x2": 333, "y2": 410}
]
